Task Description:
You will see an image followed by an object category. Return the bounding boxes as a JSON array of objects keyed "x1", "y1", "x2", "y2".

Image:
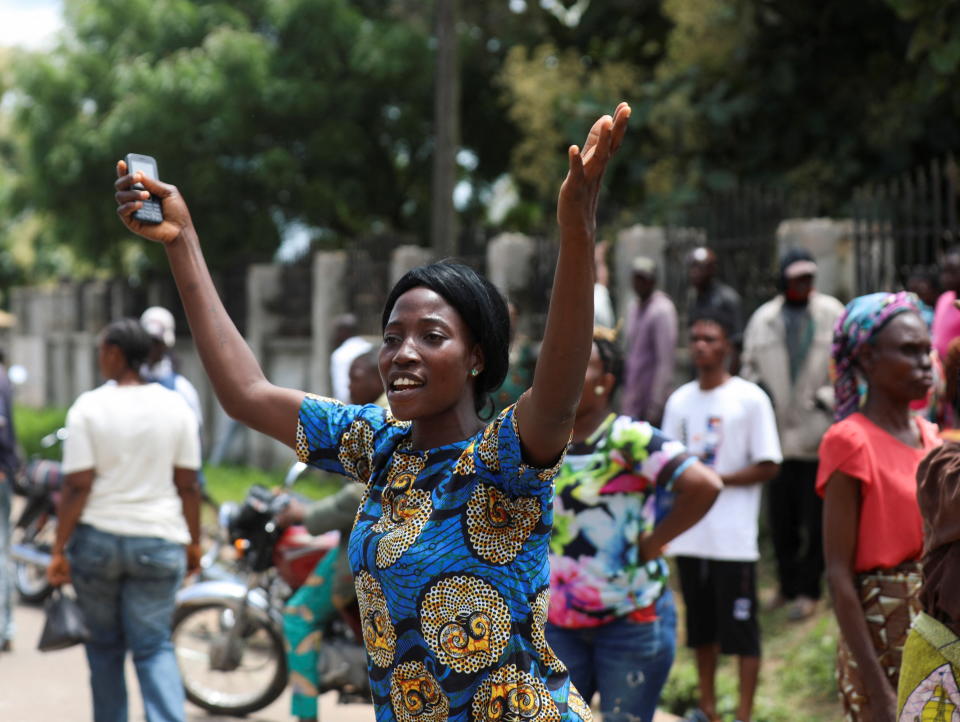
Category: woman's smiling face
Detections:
[{"x1": 379, "y1": 287, "x2": 482, "y2": 423}]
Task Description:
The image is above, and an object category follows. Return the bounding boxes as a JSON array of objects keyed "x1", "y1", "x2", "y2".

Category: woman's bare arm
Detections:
[
  {"x1": 516, "y1": 102, "x2": 630, "y2": 467},
  {"x1": 641, "y1": 460, "x2": 722, "y2": 560},
  {"x1": 823, "y1": 470, "x2": 897, "y2": 722},
  {"x1": 115, "y1": 162, "x2": 304, "y2": 446}
]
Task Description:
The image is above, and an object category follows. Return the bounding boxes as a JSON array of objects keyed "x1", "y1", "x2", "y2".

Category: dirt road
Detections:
[{"x1": 0, "y1": 599, "x2": 679, "y2": 722}]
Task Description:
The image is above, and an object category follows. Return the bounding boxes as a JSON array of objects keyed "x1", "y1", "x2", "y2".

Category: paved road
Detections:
[{"x1": 0, "y1": 598, "x2": 679, "y2": 722}]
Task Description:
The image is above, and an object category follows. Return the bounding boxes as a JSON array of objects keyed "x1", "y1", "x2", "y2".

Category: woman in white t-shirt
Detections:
[{"x1": 47, "y1": 318, "x2": 202, "y2": 722}]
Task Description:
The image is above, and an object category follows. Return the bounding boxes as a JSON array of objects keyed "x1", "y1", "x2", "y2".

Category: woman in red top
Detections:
[{"x1": 818, "y1": 292, "x2": 940, "y2": 722}]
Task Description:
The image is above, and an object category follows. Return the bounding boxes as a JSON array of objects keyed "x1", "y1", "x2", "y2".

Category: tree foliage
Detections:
[{"x1": 3, "y1": 0, "x2": 960, "y2": 279}]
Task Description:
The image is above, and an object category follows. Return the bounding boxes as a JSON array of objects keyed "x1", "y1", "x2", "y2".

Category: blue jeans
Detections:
[
  {"x1": 0, "y1": 480, "x2": 11, "y2": 642},
  {"x1": 67, "y1": 524, "x2": 187, "y2": 722},
  {"x1": 546, "y1": 589, "x2": 677, "y2": 722}
]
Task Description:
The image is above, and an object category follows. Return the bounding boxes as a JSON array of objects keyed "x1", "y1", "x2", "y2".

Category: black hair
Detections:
[
  {"x1": 593, "y1": 329, "x2": 624, "y2": 394},
  {"x1": 688, "y1": 307, "x2": 735, "y2": 340},
  {"x1": 351, "y1": 348, "x2": 379, "y2": 372},
  {"x1": 382, "y1": 262, "x2": 510, "y2": 419},
  {"x1": 101, "y1": 318, "x2": 152, "y2": 371}
]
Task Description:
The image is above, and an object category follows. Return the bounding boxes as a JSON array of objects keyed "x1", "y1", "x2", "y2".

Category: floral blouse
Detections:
[
  {"x1": 548, "y1": 414, "x2": 693, "y2": 628},
  {"x1": 296, "y1": 395, "x2": 592, "y2": 721}
]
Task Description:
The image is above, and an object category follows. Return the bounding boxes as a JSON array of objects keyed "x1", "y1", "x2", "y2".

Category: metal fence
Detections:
[
  {"x1": 663, "y1": 187, "x2": 822, "y2": 319},
  {"x1": 852, "y1": 156, "x2": 960, "y2": 295}
]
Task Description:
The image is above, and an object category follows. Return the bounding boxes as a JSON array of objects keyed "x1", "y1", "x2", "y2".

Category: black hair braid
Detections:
[{"x1": 102, "y1": 318, "x2": 153, "y2": 372}]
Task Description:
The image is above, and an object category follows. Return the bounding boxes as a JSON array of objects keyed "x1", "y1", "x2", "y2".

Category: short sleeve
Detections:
[
  {"x1": 173, "y1": 406, "x2": 201, "y2": 470},
  {"x1": 472, "y1": 404, "x2": 567, "y2": 497},
  {"x1": 747, "y1": 388, "x2": 783, "y2": 465},
  {"x1": 815, "y1": 420, "x2": 871, "y2": 497},
  {"x1": 607, "y1": 415, "x2": 694, "y2": 490},
  {"x1": 61, "y1": 400, "x2": 95, "y2": 474},
  {"x1": 296, "y1": 394, "x2": 396, "y2": 483}
]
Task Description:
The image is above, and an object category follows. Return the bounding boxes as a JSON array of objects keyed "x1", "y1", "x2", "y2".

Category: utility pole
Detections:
[{"x1": 431, "y1": 0, "x2": 459, "y2": 258}]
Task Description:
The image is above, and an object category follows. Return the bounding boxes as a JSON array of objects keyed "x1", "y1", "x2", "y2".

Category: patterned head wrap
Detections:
[{"x1": 831, "y1": 291, "x2": 922, "y2": 421}]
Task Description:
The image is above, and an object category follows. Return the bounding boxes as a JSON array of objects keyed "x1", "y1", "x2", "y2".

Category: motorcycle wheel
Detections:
[
  {"x1": 12, "y1": 518, "x2": 55, "y2": 604},
  {"x1": 172, "y1": 603, "x2": 288, "y2": 716}
]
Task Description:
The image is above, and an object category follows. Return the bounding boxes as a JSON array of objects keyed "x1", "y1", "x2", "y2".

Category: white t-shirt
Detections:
[
  {"x1": 62, "y1": 383, "x2": 202, "y2": 544},
  {"x1": 330, "y1": 336, "x2": 373, "y2": 403},
  {"x1": 662, "y1": 376, "x2": 782, "y2": 561}
]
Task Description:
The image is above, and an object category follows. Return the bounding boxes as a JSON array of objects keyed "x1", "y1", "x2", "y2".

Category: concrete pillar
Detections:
[
  {"x1": 486, "y1": 233, "x2": 535, "y2": 299},
  {"x1": 310, "y1": 251, "x2": 350, "y2": 399},
  {"x1": 245, "y1": 263, "x2": 289, "y2": 468},
  {"x1": 389, "y1": 245, "x2": 433, "y2": 288},
  {"x1": 11, "y1": 335, "x2": 45, "y2": 407},
  {"x1": 614, "y1": 225, "x2": 668, "y2": 323},
  {"x1": 776, "y1": 219, "x2": 856, "y2": 302}
]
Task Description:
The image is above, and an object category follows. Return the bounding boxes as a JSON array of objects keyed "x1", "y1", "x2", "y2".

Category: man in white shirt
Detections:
[{"x1": 663, "y1": 308, "x2": 782, "y2": 722}]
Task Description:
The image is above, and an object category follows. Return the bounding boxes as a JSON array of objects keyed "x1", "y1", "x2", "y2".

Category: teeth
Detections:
[{"x1": 392, "y1": 378, "x2": 422, "y2": 389}]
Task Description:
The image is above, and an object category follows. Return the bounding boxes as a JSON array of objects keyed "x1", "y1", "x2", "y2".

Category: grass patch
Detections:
[
  {"x1": 15, "y1": 404, "x2": 68, "y2": 459},
  {"x1": 661, "y1": 555, "x2": 840, "y2": 722},
  {"x1": 203, "y1": 463, "x2": 343, "y2": 505}
]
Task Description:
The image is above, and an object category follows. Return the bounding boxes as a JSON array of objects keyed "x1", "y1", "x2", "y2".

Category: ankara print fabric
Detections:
[
  {"x1": 296, "y1": 395, "x2": 589, "y2": 722},
  {"x1": 548, "y1": 414, "x2": 694, "y2": 629}
]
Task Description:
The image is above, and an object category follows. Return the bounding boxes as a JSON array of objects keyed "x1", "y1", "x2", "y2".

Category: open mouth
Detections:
[{"x1": 389, "y1": 377, "x2": 425, "y2": 393}]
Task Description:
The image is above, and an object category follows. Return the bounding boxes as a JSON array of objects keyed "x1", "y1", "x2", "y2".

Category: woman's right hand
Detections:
[
  {"x1": 46, "y1": 551, "x2": 71, "y2": 587},
  {"x1": 274, "y1": 497, "x2": 306, "y2": 528},
  {"x1": 115, "y1": 160, "x2": 195, "y2": 244}
]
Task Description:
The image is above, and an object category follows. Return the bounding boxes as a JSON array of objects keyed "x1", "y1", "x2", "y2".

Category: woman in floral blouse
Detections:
[
  {"x1": 547, "y1": 329, "x2": 721, "y2": 722},
  {"x1": 114, "y1": 104, "x2": 630, "y2": 721}
]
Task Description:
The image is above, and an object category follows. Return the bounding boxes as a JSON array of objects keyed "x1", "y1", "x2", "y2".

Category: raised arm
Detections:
[
  {"x1": 114, "y1": 162, "x2": 304, "y2": 447},
  {"x1": 516, "y1": 102, "x2": 631, "y2": 467}
]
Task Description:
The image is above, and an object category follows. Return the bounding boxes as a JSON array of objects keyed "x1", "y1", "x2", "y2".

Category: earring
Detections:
[
  {"x1": 594, "y1": 385, "x2": 605, "y2": 396},
  {"x1": 470, "y1": 368, "x2": 479, "y2": 377}
]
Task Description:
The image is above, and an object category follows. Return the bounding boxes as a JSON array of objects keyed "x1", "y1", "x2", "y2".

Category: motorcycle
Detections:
[
  {"x1": 10, "y1": 428, "x2": 67, "y2": 603},
  {"x1": 172, "y1": 467, "x2": 370, "y2": 716}
]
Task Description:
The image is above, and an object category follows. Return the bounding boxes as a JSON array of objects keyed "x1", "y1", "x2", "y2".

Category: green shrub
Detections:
[{"x1": 14, "y1": 405, "x2": 68, "y2": 460}]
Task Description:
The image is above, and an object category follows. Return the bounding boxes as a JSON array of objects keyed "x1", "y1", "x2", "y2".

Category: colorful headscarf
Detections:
[{"x1": 831, "y1": 291, "x2": 922, "y2": 421}]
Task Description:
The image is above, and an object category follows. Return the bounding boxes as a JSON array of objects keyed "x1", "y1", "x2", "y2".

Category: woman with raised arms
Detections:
[{"x1": 115, "y1": 104, "x2": 630, "y2": 721}]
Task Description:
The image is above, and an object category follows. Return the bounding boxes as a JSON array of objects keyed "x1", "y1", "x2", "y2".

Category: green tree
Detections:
[{"x1": 8, "y1": 0, "x2": 435, "y2": 273}]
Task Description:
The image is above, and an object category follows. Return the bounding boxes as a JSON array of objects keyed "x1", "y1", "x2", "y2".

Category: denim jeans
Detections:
[
  {"x1": 67, "y1": 524, "x2": 187, "y2": 722},
  {"x1": 546, "y1": 589, "x2": 677, "y2": 722},
  {"x1": 0, "y1": 479, "x2": 12, "y2": 642}
]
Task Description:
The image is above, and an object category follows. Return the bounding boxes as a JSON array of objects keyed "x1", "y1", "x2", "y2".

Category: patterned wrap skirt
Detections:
[{"x1": 836, "y1": 562, "x2": 923, "y2": 721}]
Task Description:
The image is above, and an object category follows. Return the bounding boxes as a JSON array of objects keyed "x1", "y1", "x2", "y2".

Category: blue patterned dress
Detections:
[{"x1": 296, "y1": 395, "x2": 591, "y2": 721}]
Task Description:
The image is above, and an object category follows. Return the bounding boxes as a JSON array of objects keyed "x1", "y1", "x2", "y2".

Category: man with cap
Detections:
[
  {"x1": 687, "y1": 247, "x2": 744, "y2": 342},
  {"x1": 622, "y1": 256, "x2": 678, "y2": 427},
  {"x1": 740, "y1": 248, "x2": 844, "y2": 621},
  {"x1": 140, "y1": 306, "x2": 203, "y2": 431}
]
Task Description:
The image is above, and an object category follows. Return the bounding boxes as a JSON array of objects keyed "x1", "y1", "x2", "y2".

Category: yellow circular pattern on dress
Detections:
[
  {"x1": 420, "y1": 575, "x2": 511, "y2": 674},
  {"x1": 337, "y1": 418, "x2": 375, "y2": 483},
  {"x1": 454, "y1": 443, "x2": 476, "y2": 476},
  {"x1": 355, "y1": 570, "x2": 396, "y2": 668},
  {"x1": 389, "y1": 661, "x2": 450, "y2": 722},
  {"x1": 465, "y1": 484, "x2": 541, "y2": 565},
  {"x1": 471, "y1": 664, "x2": 561, "y2": 722},
  {"x1": 529, "y1": 588, "x2": 566, "y2": 674},
  {"x1": 477, "y1": 421, "x2": 500, "y2": 472},
  {"x1": 372, "y1": 452, "x2": 432, "y2": 568},
  {"x1": 566, "y1": 686, "x2": 593, "y2": 720}
]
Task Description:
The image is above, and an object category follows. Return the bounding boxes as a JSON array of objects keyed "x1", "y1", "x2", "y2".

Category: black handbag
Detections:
[{"x1": 37, "y1": 588, "x2": 91, "y2": 652}]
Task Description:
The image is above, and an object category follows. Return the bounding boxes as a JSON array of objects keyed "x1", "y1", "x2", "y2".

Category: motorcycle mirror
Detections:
[{"x1": 283, "y1": 461, "x2": 308, "y2": 488}]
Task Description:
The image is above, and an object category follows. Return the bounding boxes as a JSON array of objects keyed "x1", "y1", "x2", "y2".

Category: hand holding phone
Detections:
[{"x1": 124, "y1": 153, "x2": 163, "y2": 224}]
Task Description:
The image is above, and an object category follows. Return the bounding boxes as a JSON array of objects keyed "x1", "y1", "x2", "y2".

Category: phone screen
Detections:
[{"x1": 129, "y1": 157, "x2": 156, "y2": 179}]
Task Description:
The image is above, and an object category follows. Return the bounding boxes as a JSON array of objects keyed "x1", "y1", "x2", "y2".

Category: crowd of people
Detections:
[{"x1": 0, "y1": 100, "x2": 955, "y2": 722}]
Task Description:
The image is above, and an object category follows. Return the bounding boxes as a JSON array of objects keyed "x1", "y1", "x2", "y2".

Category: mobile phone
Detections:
[{"x1": 124, "y1": 153, "x2": 163, "y2": 224}]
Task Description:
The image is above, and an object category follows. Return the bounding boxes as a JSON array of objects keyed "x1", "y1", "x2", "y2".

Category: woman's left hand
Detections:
[
  {"x1": 46, "y1": 552, "x2": 71, "y2": 586},
  {"x1": 557, "y1": 102, "x2": 631, "y2": 239}
]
